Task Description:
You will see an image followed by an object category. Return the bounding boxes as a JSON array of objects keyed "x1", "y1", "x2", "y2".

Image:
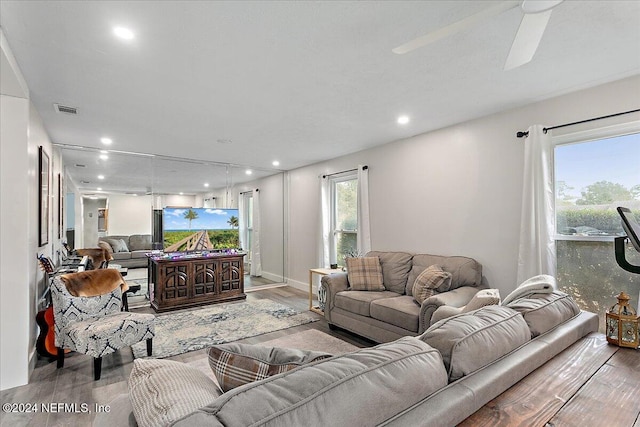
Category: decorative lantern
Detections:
[{"x1": 606, "y1": 292, "x2": 639, "y2": 349}]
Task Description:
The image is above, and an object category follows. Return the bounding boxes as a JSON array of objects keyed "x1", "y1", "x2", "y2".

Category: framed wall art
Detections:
[
  {"x1": 39, "y1": 146, "x2": 50, "y2": 247},
  {"x1": 58, "y1": 173, "x2": 64, "y2": 239}
]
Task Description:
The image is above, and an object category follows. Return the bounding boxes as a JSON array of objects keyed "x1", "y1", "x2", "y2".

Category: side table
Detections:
[{"x1": 309, "y1": 268, "x2": 339, "y2": 315}]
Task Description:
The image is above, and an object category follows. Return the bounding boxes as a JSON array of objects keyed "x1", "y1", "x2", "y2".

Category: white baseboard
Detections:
[
  {"x1": 260, "y1": 270, "x2": 284, "y2": 283},
  {"x1": 286, "y1": 277, "x2": 312, "y2": 294}
]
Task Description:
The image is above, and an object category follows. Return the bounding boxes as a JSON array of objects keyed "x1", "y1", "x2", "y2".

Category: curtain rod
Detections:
[
  {"x1": 240, "y1": 189, "x2": 259, "y2": 195},
  {"x1": 516, "y1": 108, "x2": 640, "y2": 138},
  {"x1": 322, "y1": 165, "x2": 368, "y2": 179}
]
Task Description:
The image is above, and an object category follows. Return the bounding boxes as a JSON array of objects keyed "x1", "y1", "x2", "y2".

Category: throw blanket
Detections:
[
  {"x1": 75, "y1": 248, "x2": 113, "y2": 269},
  {"x1": 501, "y1": 274, "x2": 557, "y2": 306},
  {"x1": 61, "y1": 269, "x2": 129, "y2": 297}
]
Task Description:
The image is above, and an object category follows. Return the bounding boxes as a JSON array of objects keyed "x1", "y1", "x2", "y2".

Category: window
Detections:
[
  {"x1": 330, "y1": 174, "x2": 358, "y2": 265},
  {"x1": 241, "y1": 192, "x2": 253, "y2": 267},
  {"x1": 554, "y1": 128, "x2": 640, "y2": 332}
]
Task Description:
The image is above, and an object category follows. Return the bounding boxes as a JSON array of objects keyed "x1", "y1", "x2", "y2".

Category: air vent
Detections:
[
  {"x1": 80, "y1": 180, "x2": 90, "y2": 184},
  {"x1": 53, "y1": 103, "x2": 78, "y2": 115},
  {"x1": 75, "y1": 164, "x2": 86, "y2": 168}
]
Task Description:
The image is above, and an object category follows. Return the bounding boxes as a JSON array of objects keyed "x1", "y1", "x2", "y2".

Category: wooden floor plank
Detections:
[
  {"x1": 459, "y1": 334, "x2": 617, "y2": 427},
  {"x1": 548, "y1": 347, "x2": 640, "y2": 427}
]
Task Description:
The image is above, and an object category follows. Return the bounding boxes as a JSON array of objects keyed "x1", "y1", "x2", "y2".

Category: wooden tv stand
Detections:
[{"x1": 148, "y1": 252, "x2": 246, "y2": 312}]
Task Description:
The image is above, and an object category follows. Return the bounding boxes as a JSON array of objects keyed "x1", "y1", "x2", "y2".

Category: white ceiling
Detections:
[{"x1": 1, "y1": 1, "x2": 639, "y2": 192}]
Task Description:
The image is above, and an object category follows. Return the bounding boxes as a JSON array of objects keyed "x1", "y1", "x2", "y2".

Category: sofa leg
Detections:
[
  {"x1": 56, "y1": 347, "x2": 65, "y2": 368},
  {"x1": 146, "y1": 338, "x2": 153, "y2": 356},
  {"x1": 94, "y1": 357, "x2": 102, "y2": 381}
]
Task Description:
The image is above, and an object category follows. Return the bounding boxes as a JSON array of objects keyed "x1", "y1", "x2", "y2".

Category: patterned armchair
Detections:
[{"x1": 51, "y1": 276, "x2": 155, "y2": 380}]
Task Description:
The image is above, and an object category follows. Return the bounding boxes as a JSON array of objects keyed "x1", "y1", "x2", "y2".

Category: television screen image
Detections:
[{"x1": 162, "y1": 208, "x2": 240, "y2": 252}]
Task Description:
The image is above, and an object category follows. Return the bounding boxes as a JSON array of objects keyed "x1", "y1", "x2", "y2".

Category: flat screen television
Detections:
[{"x1": 162, "y1": 207, "x2": 240, "y2": 252}]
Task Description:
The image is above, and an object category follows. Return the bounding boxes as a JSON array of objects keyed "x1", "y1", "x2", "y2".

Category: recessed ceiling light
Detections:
[
  {"x1": 397, "y1": 115, "x2": 410, "y2": 125},
  {"x1": 100, "y1": 150, "x2": 108, "y2": 154},
  {"x1": 97, "y1": 175, "x2": 105, "y2": 180},
  {"x1": 113, "y1": 27, "x2": 135, "y2": 40},
  {"x1": 131, "y1": 193, "x2": 138, "y2": 196},
  {"x1": 99, "y1": 154, "x2": 109, "y2": 160},
  {"x1": 97, "y1": 187, "x2": 102, "y2": 191},
  {"x1": 179, "y1": 192, "x2": 184, "y2": 195},
  {"x1": 245, "y1": 170, "x2": 252, "y2": 175},
  {"x1": 204, "y1": 183, "x2": 209, "y2": 187},
  {"x1": 272, "y1": 160, "x2": 280, "y2": 167},
  {"x1": 101, "y1": 137, "x2": 112, "y2": 145}
]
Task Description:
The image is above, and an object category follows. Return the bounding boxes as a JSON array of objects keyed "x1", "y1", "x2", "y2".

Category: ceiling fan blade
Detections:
[
  {"x1": 392, "y1": 1, "x2": 520, "y2": 55},
  {"x1": 504, "y1": 9, "x2": 553, "y2": 70}
]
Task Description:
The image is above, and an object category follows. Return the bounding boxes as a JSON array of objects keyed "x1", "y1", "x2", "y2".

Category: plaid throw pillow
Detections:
[
  {"x1": 208, "y1": 343, "x2": 331, "y2": 392},
  {"x1": 412, "y1": 265, "x2": 452, "y2": 305},
  {"x1": 346, "y1": 257, "x2": 385, "y2": 291}
]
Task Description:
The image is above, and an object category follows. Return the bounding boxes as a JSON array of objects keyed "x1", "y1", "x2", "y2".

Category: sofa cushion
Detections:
[
  {"x1": 505, "y1": 291, "x2": 580, "y2": 338},
  {"x1": 412, "y1": 265, "x2": 452, "y2": 305},
  {"x1": 420, "y1": 305, "x2": 531, "y2": 381},
  {"x1": 366, "y1": 251, "x2": 413, "y2": 294},
  {"x1": 131, "y1": 250, "x2": 150, "y2": 259},
  {"x1": 335, "y1": 290, "x2": 398, "y2": 317},
  {"x1": 208, "y1": 342, "x2": 331, "y2": 392},
  {"x1": 128, "y1": 358, "x2": 222, "y2": 427},
  {"x1": 346, "y1": 257, "x2": 385, "y2": 291},
  {"x1": 129, "y1": 234, "x2": 152, "y2": 251},
  {"x1": 173, "y1": 337, "x2": 448, "y2": 427},
  {"x1": 111, "y1": 252, "x2": 132, "y2": 261},
  {"x1": 407, "y1": 254, "x2": 482, "y2": 295},
  {"x1": 370, "y1": 296, "x2": 420, "y2": 332}
]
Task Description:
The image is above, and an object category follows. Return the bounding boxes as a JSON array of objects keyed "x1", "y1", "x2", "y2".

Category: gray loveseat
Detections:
[
  {"x1": 98, "y1": 234, "x2": 153, "y2": 268},
  {"x1": 323, "y1": 251, "x2": 484, "y2": 343},
  {"x1": 107, "y1": 290, "x2": 598, "y2": 426}
]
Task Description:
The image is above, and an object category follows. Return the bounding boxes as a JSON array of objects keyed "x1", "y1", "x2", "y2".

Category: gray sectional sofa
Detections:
[
  {"x1": 108, "y1": 290, "x2": 598, "y2": 426},
  {"x1": 98, "y1": 234, "x2": 153, "y2": 268},
  {"x1": 323, "y1": 251, "x2": 485, "y2": 343}
]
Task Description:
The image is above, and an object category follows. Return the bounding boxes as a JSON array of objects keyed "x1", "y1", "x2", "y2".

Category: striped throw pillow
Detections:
[
  {"x1": 346, "y1": 257, "x2": 385, "y2": 291},
  {"x1": 208, "y1": 343, "x2": 331, "y2": 392},
  {"x1": 412, "y1": 265, "x2": 452, "y2": 305}
]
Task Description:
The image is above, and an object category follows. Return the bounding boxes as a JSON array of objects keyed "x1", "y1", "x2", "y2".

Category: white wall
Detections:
[
  {"x1": 81, "y1": 198, "x2": 105, "y2": 247},
  {"x1": 287, "y1": 75, "x2": 640, "y2": 297},
  {"x1": 0, "y1": 93, "x2": 30, "y2": 390},
  {"x1": 1, "y1": 30, "x2": 65, "y2": 389},
  {"x1": 106, "y1": 194, "x2": 153, "y2": 236}
]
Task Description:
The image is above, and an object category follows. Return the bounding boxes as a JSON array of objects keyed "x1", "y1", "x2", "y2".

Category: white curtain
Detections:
[
  {"x1": 516, "y1": 125, "x2": 556, "y2": 284},
  {"x1": 250, "y1": 190, "x2": 262, "y2": 276},
  {"x1": 238, "y1": 194, "x2": 247, "y2": 251},
  {"x1": 319, "y1": 176, "x2": 331, "y2": 268},
  {"x1": 357, "y1": 165, "x2": 371, "y2": 254}
]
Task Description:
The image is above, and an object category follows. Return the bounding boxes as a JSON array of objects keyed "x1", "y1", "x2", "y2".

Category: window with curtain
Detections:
[
  {"x1": 330, "y1": 173, "x2": 358, "y2": 265},
  {"x1": 240, "y1": 192, "x2": 253, "y2": 268},
  {"x1": 554, "y1": 128, "x2": 640, "y2": 331}
]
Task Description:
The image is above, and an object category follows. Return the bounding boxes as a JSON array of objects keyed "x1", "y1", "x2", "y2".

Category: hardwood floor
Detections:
[{"x1": 2, "y1": 286, "x2": 638, "y2": 427}]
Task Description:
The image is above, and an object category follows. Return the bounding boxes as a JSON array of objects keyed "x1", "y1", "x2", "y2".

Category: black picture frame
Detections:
[
  {"x1": 39, "y1": 146, "x2": 50, "y2": 247},
  {"x1": 58, "y1": 173, "x2": 64, "y2": 239}
]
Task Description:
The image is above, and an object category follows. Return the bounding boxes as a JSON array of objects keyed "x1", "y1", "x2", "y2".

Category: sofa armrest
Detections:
[
  {"x1": 321, "y1": 272, "x2": 349, "y2": 323},
  {"x1": 418, "y1": 286, "x2": 480, "y2": 333}
]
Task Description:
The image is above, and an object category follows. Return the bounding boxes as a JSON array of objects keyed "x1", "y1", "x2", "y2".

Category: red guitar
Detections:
[{"x1": 35, "y1": 255, "x2": 63, "y2": 359}]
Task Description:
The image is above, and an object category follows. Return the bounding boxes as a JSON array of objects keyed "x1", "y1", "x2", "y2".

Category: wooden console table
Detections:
[{"x1": 148, "y1": 252, "x2": 246, "y2": 312}]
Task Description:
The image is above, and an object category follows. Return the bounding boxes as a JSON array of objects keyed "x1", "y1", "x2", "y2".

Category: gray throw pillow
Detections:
[{"x1": 105, "y1": 238, "x2": 129, "y2": 253}]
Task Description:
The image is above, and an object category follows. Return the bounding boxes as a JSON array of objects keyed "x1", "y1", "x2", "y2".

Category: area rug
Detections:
[{"x1": 131, "y1": 299, "x2": 319, "y2": 359}]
